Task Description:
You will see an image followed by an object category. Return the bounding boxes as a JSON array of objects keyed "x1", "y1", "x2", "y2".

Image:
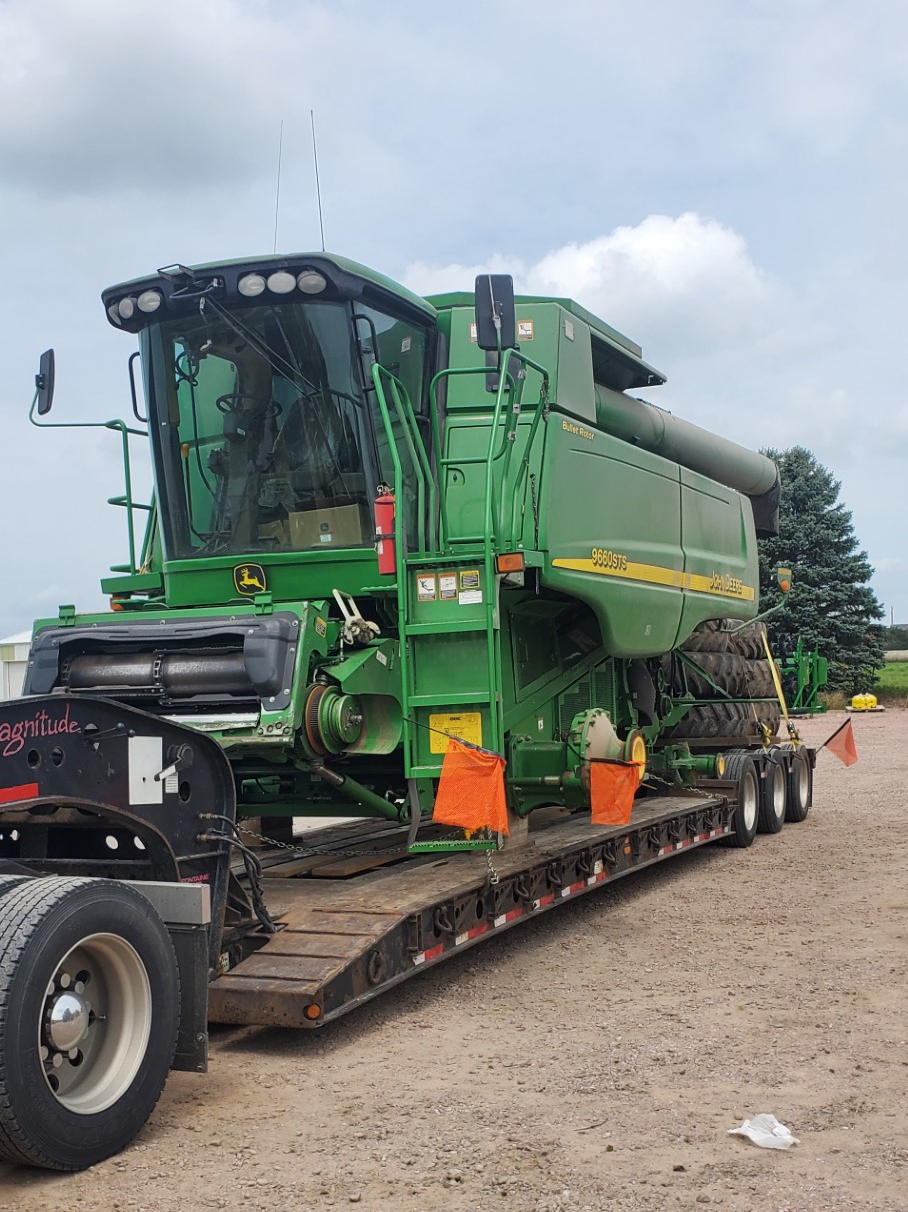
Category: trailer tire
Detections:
[
  {"x1": 723, "y1": 752, "x2": 759, "y2": 848},
  {"x1": 0, "y1": 877, "x2": 179, "y2": 1170},
  {"x1": 785, "y1": 749, "x2": 812, "y2": 823},
  {"x1": 0, "y1": 875, "x2": 31, "y2": 898},
  {"x1": 758, "y1": 751, "x2": 787, "y2": 834}
]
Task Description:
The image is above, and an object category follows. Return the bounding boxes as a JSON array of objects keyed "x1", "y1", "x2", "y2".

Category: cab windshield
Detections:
[{"x1": 140, "y1": 299, "x2": 428, "y2": 559}]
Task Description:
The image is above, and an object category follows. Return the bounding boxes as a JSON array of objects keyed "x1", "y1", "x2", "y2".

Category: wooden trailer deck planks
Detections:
[{"x1": 208, "y1": 794, "x2": 724, "y2": 1028}]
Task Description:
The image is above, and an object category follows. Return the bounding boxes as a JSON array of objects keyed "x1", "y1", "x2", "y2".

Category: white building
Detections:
[{"x1": 0, "y1": 631, "x2": 30, "y2": 699}]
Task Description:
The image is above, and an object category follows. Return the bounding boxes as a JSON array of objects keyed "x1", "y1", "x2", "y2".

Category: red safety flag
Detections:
[
  {"x1": 432, "y1": 738, "x2": 509, "y2": 835},
  {"x1": 824, "y1": 718, "x2": 858, "y2": 767},
  {"x1": 590, "y1": 759, "x2": 643, "y2": 827}
]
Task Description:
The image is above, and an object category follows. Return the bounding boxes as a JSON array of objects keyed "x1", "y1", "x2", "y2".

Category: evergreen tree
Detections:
[{"x1": 758, "y1": 446, "x2": 884, "y2": 694}]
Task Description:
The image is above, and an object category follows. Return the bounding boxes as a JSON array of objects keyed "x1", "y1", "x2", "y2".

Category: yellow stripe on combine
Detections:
[
  {"x1": 551, "y1": 557, "x2": 756, "y2": 602},
  {"x1": 552, "y1": 556, "x2": 682, "y2": 589}
]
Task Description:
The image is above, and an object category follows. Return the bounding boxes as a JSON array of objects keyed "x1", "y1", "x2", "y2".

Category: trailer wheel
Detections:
[
  {"x1": 758, "y1": 752, "x2": 787, "y2": 834},
  {"x1": 0, "y1": 877, "x2": 179, "y2": 1170},
  {"x1": 723, "y1": 752, "x2": 759, "y2": 848},
  {"x1": 785, "y1": 750, "x2": 812, "y2": 823}
]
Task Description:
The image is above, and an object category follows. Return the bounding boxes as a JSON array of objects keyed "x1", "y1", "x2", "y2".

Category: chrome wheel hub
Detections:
[
  {"x1": 47, "y1": 989, "x2": 91, "y2": 1052},
  {"x1": 38, "y1": 934, "x2": 152, "y2": 1113}
]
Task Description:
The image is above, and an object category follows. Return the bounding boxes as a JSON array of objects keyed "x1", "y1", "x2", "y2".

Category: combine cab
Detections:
[{"x1": 0, "y1": 255, "x2": 813, "y2": 1169}]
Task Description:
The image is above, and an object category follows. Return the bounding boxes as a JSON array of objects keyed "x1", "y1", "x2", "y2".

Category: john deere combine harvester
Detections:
[{"x1": 0, "y1": 254, "x2": 814, "y2": 1169}]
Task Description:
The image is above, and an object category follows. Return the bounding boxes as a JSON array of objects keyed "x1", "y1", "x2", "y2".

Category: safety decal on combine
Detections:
[
  {"x1": 438, "y1": 573, "x2": 458, "y2": 600},
  {"x1": 416, "y1": 573, "x2": 437, "y2": 602},
  {"x1": 233, "y1": 563, "x2": 268, "y2": 596},
  {"x1": 552, "y1": 554, "x2": 755, "y2": 602},
  {"x1": 428, "y1": 711, "x2": 483, "y2": 753}
]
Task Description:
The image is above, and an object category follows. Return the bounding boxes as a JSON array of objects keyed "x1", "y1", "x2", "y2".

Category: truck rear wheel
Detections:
[
  {"x1": 0, "y1": 877, "x2": 179, "y2": 1170},
  {"x1": 758, "y1": 752, "x2": 787, "y2": 834},
  {"x1": 0, "y1": 875, "x2": 30, "y2": 898},
  {"x1": 785, "y1": 749, "x2": 812, "y2": 822},
  {"x1": 723, "y1": 752, "x2": 759, "y2": 848}
]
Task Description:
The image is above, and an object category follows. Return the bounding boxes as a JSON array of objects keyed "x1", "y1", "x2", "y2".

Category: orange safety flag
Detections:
[
  {"x1": 432, "y1": 738, "x2": 509, "y2": 835},
  {"x1": 590, "y1": 759, "x2": 643, "y2": 827},
  {"x1": 824, "y1": 718, "x2": 858, "y2": 767}
]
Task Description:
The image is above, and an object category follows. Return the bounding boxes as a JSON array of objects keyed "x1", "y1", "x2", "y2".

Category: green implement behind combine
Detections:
[
  {"x1": 0, "y1": 253, "x2": 817, "y2": 1171},
  {"x1": 779, "y1": 637, "x2": 829, "y2": 714}
]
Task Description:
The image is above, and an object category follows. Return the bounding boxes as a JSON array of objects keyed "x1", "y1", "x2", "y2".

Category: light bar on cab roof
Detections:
[{"x1": 100, "y1": 256, "x2": 386, "y2": 335}]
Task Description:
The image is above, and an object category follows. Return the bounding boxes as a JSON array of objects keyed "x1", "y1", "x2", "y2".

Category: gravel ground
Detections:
[{"x1": 2, "y1": 709, "x2": 906, "y2": 1211}]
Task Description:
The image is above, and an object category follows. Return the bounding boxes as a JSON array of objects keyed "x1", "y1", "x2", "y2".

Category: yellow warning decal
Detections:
[
  {"x1": 429, "y1": 711, "x2": 483, "y2": 754},
  {"x1": 551, "y1": 556, "x2": 755, "y2": 602}
]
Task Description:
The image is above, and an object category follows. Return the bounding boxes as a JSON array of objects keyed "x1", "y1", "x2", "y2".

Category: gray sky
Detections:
[{"x1": 1, "y1": 0, "x2": 906, "y2": 639}]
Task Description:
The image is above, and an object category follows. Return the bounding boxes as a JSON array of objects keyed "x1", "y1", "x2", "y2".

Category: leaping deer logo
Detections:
[{"x1": 234, "y1": 564, "x2": 267, "y2": 595}]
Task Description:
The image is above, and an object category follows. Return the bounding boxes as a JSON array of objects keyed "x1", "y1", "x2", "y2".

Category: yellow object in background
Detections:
[{"x1": 850, "y1": 693, "x2": 878, "y2": 711}]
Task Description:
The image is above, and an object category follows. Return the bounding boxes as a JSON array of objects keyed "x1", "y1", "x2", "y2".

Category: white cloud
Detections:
[
  {"x1": 0, "y1": 1, "x2": 383, "y2": 197},
  {"x1": 405, "y1": 213, "x2": 776, "y2": 361}
]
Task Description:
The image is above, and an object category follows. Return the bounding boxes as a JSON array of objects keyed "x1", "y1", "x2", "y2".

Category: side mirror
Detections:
[
  {"x1": 474, "y1": 274, "x2": 517, "y2": 351},
  {"x1": 35, "y1": 349, "x2": 55, "y2": 416}
]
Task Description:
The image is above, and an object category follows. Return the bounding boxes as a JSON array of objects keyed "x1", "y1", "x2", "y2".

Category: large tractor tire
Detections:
[
  {"x1": 667, "y1": 700, "x2": 780, "y2": 740},
  {"x1": 666, "y1": 617, "x2": 781, "y2": 741},
  {"x1": 0, "y1": 877, "x2": 180, "y2": 1170},
  {"x1": 729, "y1": 622, "x2": 765, "y2": 660},
  {"x1": 681, "y1": 619, "x2": 764, "y2": 661}
]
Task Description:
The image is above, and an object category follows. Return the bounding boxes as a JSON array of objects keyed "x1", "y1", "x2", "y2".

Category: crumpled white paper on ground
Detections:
[{"x1": 728, "y1": 1113, "x2": 799, "y2": 1149}]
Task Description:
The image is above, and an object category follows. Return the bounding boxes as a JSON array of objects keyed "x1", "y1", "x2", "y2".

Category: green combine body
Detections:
[
  {"x1": 0, "y1": 252, "x2": 822, "y2": 1172},
  {"x1": 26, "y1": 252, "x2": 784, "y2": 826}
]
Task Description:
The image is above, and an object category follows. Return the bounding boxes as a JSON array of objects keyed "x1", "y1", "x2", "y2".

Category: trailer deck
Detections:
[{"x1": 209, "y1": 790, "x2": 733, "y2": 1027}]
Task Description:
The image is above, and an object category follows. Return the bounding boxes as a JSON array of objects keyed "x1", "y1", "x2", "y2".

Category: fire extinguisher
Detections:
[{"x1": 374, "y1": 485, "x2": 396, "y2": 575}]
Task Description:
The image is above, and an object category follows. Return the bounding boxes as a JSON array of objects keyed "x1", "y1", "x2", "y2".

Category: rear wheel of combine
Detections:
[
  {"x1": 758, "y1": 752, "x2": 787, "y2": 834},
  {"x1": 0, "y1": 877, "x2": 179, "y2": 1170},
  {"x1": 785, "y1": 749, "x2": 812, "y2": 823},
  {"x1": 723, "y1": 752, "x2": 759, "y2": 848}
]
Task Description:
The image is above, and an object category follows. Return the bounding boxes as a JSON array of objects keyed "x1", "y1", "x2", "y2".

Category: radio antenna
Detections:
[
  {"x1": 272, "y1": 119, "x2": 284, "y2": 254},
  {"x1": 311, "y1": 109, "x2": 326, "y2": 252}
]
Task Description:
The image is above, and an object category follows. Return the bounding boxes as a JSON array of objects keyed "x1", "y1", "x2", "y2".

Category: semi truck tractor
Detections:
[{"x1": 0, "y1": 254, "x2": 813, "y2": 1170}]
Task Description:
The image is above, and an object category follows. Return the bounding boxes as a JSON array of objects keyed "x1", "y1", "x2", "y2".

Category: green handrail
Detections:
[
  {"x1": 428, "y1": 351, "x2": 549, "y2": 555},
  {"x1": 29, "y1": 394, "x2": 149, "y2": 575},
  {"x1": 371, "y1": 364, "x2": 437, "y2": 555}
]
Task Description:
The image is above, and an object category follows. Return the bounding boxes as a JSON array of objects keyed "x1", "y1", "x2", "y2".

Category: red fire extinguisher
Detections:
[{"x1": 374, "y1": 486, "x2": 396, "y2": 575}]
